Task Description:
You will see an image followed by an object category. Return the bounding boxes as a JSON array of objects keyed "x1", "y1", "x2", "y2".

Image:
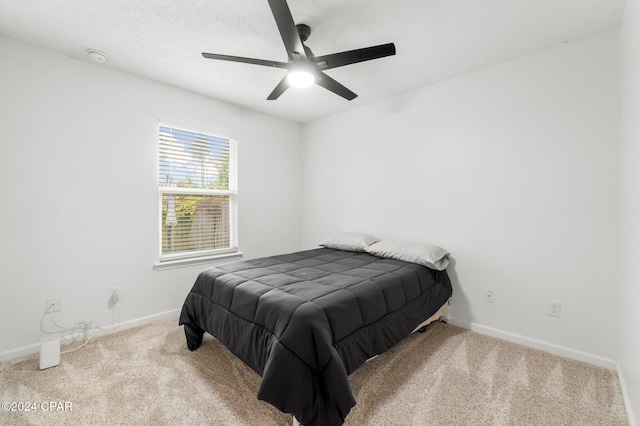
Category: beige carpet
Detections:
[{"x1": 0, "y1": 317, "x2": 627, "y2": 426}]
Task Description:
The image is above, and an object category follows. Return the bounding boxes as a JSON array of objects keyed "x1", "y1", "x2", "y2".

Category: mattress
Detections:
[{"x1": 179, "y1": 248, "x2": 452, "y2": 426}]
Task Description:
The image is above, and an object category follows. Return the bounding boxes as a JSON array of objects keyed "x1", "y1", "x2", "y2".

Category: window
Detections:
[{"x1": 158, "y1": 125, "x2": 238, "y2": 263}]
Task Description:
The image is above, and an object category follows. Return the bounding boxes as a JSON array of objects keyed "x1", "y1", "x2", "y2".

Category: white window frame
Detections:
[{"x1": 154, "y1": 123, "x2": 241, "y2": 270}]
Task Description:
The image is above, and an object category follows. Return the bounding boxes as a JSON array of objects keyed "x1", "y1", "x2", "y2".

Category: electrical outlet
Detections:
[
  {"x1": 484, "y1": 289, "x2": 495, "y2": 303},
  {"x1": 46, "y1": 296, "x2": 61, "y2": 313},
  {"x1": 108, "y1": 287, "x2": 120, "y2": 308},
  {"x1": 548, "y1": 301, "x2": 561, "y2": 317}
]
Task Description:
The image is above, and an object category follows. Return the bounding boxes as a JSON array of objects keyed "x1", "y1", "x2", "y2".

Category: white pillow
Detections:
[
  {"x1": 319, "y1": 232, "x2": 379, "y2": 252},
  {"x1": 365, "y1": 240, "x2": 451, "y2": 271}
]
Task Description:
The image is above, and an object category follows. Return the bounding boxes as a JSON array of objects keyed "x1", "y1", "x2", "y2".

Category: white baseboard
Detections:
[
  {"x1": 617, "y1": 363, "x2": 637, "y2": 426},
  {"x1": 445, "y1": 316, "x2": 618, "y2": 370},
  {"x1": 0, "y1": 308, "x2": 181, "y2": 363}
]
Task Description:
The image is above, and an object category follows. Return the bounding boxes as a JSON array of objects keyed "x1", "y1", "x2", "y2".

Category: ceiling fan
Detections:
[{"x1": 202, "y1": 0, "x2": 396, "y2": 101}]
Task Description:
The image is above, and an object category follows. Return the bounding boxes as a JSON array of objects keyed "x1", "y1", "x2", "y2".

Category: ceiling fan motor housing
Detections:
[{"x1": 296, "y1": 24, "x2": 311, "y2": 42}]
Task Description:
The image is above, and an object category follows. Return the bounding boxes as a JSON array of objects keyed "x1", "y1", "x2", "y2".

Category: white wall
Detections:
[
  {"x1": 619, "y1": 0, "x2": 640, "y2": 422},
  {"x1": 301, "y1": 31, "x2": 620, "y2": 363},
  {"x1": 0, "y1": 37, "x2": 302, "y2": 358}
]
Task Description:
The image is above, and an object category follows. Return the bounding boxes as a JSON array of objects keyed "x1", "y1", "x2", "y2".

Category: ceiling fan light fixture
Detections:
[
  {"x1": 200, "y1": 0, "x2": 396, "y2": 100},
  {"x1": 287, "y1": 69, "x2": 315, "y2": 88}
]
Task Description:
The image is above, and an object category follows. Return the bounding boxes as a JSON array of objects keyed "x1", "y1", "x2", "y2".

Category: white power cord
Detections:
[{"x1": 40, "y1": 298, "x2": 122, "y2": 356}]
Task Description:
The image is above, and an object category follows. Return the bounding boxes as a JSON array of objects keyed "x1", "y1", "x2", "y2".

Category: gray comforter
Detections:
[{"x1": 179, "y1": 248, "x2": 452, "y2": 426}]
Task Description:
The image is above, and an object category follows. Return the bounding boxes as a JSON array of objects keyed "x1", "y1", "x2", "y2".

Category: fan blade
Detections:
[
  {"x1": 267, "y1": 75, "x2": 291, "y2": 100},
  {"x1": 316, "y1": 73, "x2": 357, "y2": 101},
  {"x1": 267, "y1": 0, "x2": 307, "y2": 61},
  {"x1": 313, "y1": 43, "x2": 396, "y2": 70},
  {"x1": 202, "y1": 52, "x2": 288, "y2": 68}
]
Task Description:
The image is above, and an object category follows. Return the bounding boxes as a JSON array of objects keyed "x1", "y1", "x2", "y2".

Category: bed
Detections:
[{"x1": 179, "y1": 246, "x2": 452, "y2": 426}]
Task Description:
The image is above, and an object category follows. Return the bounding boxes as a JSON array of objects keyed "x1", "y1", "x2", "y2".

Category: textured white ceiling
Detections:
[{"x1": 0, "y1": 0, "x2": 626, "y2": 123}]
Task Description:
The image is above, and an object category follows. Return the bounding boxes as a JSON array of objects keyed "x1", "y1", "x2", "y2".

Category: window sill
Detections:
[{"x1": 153, "y1": 251, "x2": 243, "y2": 271}]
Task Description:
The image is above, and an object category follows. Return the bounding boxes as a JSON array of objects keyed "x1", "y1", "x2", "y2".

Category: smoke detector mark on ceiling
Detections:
[{"x1": 87, "y1": 49, "x2": 108, "y2": 64}]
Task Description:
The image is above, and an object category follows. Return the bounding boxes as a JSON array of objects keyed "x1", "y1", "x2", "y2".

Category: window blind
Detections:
[{"x1": 159, "y1": 126, "x2": 237, "y2": 259}]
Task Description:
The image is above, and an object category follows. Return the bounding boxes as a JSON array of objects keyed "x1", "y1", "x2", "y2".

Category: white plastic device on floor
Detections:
[{"x1": 39, "y1": 333, "x2": 60, "y2": 370}]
